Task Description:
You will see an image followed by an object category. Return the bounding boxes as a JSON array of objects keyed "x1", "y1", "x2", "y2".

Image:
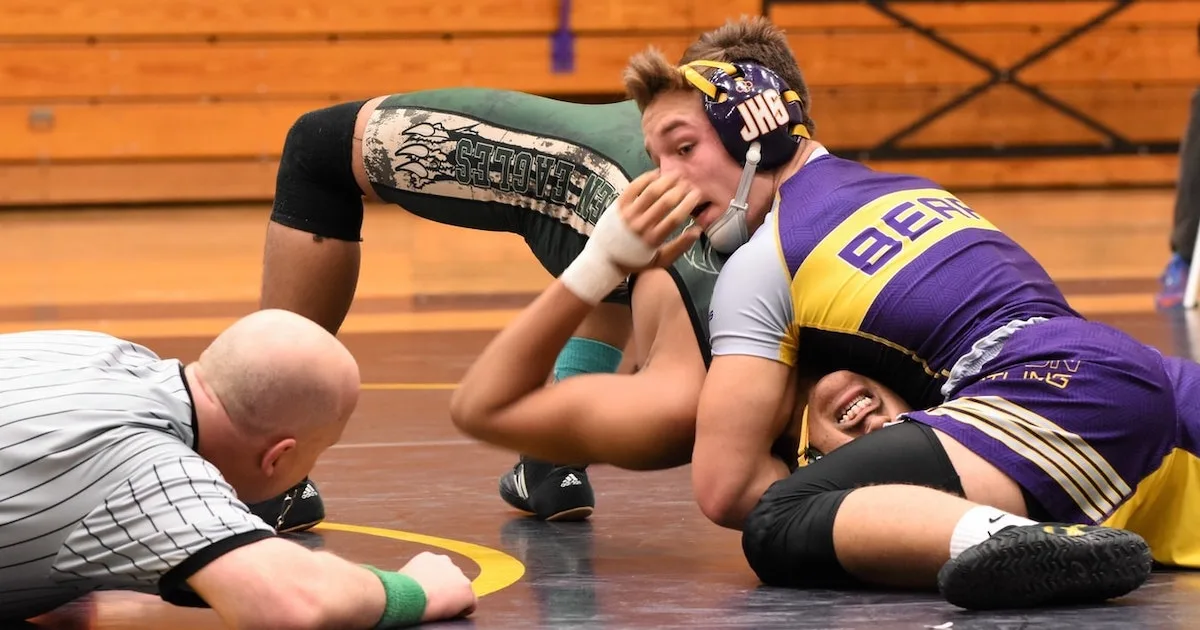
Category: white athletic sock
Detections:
[{"x1": 949, "y1": 505, "x2": 1037, "y2": 559}]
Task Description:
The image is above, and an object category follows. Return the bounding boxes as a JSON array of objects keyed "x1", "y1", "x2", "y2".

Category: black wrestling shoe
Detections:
[
  {"x1": 247, "y1": 477, "x2": 326, "y2": 534},
  {"x1": 937, "y1": 524, "x2": 1153, "y2": 610},
  {"x1": 499, "y1": 456, "x2": 594, "y2": 521}
]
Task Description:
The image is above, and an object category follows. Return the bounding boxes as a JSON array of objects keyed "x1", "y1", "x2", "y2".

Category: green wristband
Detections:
[{"x1": 363, "y1": 565, "x2": 427, "y2": 629}]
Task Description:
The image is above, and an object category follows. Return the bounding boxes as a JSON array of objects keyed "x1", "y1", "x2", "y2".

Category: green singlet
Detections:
[{"x1": 360, "y1": 88, "x2": 726, "y2": 361}]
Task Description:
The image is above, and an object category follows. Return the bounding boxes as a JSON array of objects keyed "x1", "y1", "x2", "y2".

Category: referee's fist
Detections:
[{"x1": 398, "y1": 552, "x2": 478, "y2": 621}]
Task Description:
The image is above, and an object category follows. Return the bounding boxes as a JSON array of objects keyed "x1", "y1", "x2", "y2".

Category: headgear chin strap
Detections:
[
  {"x1": 705, "y1": 141, "x2": 760, "y2": 254},
  {"x1": 795, "y1": 404, "x2": 816, "y2": 466},
  {"x1": 678, "y1": 60, "x2": 811, "y2": 253}
]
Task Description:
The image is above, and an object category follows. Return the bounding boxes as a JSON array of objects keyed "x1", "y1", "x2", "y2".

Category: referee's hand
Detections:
[{"x1": 398, "y1": 552, "x2": 478, "y2": 621}]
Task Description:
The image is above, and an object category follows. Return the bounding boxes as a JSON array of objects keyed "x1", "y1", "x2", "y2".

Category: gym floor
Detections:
[{"x1": 7, "y1": 188, "x2": 1199, "y2": 629}]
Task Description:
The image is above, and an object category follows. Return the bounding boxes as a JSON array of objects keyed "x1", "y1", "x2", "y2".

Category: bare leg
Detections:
[
  {"x1": 834, "y1": 430, "x2": 1033, "y2": 587},
  {"x1": 495, "y1": 298, "x2": 675, "y2": 520},
  {"x1": 833, "y1": 482, "x2": 1152, "y2": 611},
  {"x1": 833, "y1": 484, "x2": 972, "y2": 588},
  {"x1": 260, "y1": 224, "x2": 360, "y2": 334},
  {"x1": 251, "y1": 97, "x2": 388, "y2": 530},
  {"x1": 744, "y1": 423, "x2": 1152, "y2": 609}
]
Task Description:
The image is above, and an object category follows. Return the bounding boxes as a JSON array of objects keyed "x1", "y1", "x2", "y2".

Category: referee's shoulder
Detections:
[
  {"x1": 0, "y1": 329, "x2": 166, "y2": 364},
  {"x1": 0, "y1": 329, "x2": 121, "y2": 342}
]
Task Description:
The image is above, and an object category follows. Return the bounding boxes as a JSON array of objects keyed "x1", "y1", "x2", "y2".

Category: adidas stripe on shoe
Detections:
[
  {"x1": 247, "y1": 477, "x2": 326, "y2": 534},
  {"x1": 498, "y1": 458, "x2": 594, "y2": 521}
]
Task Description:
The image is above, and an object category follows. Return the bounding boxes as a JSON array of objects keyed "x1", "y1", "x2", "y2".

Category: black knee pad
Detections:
[
  {"x1": 270, "y1": 100, "x2": 368, "y2": 242},
  {"x1": 742, "y1": 483, "x2": 857, "y2": 588},
  {"x1": 741, "y1": 420, "x2": 964, "y2": 588}
]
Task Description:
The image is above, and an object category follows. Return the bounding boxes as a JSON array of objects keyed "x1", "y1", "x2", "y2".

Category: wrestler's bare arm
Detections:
[{"x1": 693, "y1": 219, "x2": 798, "y2": 529}]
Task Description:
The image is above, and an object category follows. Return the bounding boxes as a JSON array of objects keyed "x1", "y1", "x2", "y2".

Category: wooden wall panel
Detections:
[
  {"x1": 1044, "y1": 84, "x2": 1194, "y2": 142},
  {"x1": 1019, "y1": 28, "x2": 1200, "y2": 83},
  {"x1": 0, "y1": 90, "x2": 882, "y2": 163},
  {"x1": 1, "y1": 0, "x2": 558, "y2": 38},
  {"x1": 869, "y1": 154, "x2": 1181, "y2": 190},
  {"x1": 1, "y1": 0, "x2": 1190, "y2": 206},
  {"x1": 0, "y1": 0, "x2": 759, "y2": 38},
  {"x1": 0, "y1": 161, "x2": 280, "y2": 205},
  {"x1": 931, "y1": 0, "x2": 1200, "y2": 27},
  {"x1": 898, "y1": 1, "x2": 1118, "y2": 27},
  {"x1": 4, "y1": 88, "x2": 951, "y2": 162},
  {"x1": 772, "y1": 1, "x2": 1200, "y2": 29},
  {"x1": 26, "y1": 86, "x2": 1147, "y2": 163},
  {"x1": 896, "y1": 85, "x2": 1107, "y2": 147},
  {"x1": 0, "y1": 37, "x2": 694, "y2": 101},
  {"x1": 6, "y1": 85, "x2": 1179, "y2": 176},
  {"x1": 807, "y1": 87, "x2": 958, "y2": 148},
  {"x1": 3, "y1": 27, "x2": 1193, "y2": 103},
  {"x1": 786, "y1": 28, "x2": 1200, "y2": 88},
  {"x1": 810, "y1": 85, "x2": 1192, "y2": 149},
  {"x1": 1, "y1": 101, "x2": 315, "y2": 161},
  {"x1": 0, "y1": 155, "x2": 1178, "y2": 207}
]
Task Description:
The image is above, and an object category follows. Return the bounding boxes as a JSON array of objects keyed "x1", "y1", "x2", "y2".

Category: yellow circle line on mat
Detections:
[
  {"x1": 314, "y1": 522, "x2": 525, "y2": 597},
  {"x1": 362, "y1": 383, "x2": 458, "y2": 390}
]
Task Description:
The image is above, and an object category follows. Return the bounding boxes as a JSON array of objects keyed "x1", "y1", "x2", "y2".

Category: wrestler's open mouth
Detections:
[{"x1": 837, "y1": 394, "x2": 877, "y2": 428}]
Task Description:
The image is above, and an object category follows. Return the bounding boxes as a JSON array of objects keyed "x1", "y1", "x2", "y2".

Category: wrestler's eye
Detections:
[{"x1": 676, "y1": 143, "x2": 694, "y2": 157}]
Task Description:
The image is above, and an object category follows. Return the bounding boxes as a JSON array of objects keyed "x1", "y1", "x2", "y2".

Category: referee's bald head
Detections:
[
  {"x1": 200, "y1": 309, "x2": 360, "y2": 434},
  {"x1": 186, "y1": 309, "x2": 361, "y2": 501}
]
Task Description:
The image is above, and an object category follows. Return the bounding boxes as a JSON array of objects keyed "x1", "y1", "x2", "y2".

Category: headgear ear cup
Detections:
[
  {"x1": 677, "y1": 60, "x2": 812, "y2": 253},
  {"x1": 678, "y1": 60, "x2": 810, "y2": 170}
]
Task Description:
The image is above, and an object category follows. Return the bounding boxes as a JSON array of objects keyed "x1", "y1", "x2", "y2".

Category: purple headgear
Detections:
[
  {"x1": 678, "y1": 59, "x2": 810, "y2": 170},
  {"x1": 674, "y1": 60, "x2": 812, "y2": 253}
]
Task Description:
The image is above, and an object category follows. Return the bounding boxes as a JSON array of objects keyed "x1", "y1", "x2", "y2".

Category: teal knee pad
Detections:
[{"x1": 553, "y1": 337, "x2": 623, "y2": 382}]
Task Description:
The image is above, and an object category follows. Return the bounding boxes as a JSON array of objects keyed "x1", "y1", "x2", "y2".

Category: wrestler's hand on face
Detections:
[
  {"x1": 559, "y1": 169, "x2": 703, "y2": 306},
  {"x1": 616, "y1": 169, "x2": 705, "y2": 271}
]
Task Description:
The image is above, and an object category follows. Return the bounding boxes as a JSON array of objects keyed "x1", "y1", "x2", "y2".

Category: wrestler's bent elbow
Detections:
[{"x1": 447, "y1": 386, "x2": 494, "y2": 440}]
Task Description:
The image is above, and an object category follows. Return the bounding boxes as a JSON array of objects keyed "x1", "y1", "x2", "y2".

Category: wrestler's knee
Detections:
[
  {"x1": 270, "y1": 101, "x2": 368, "y2": 242},
  {"x1": 741, "y1": 478, "x2": 858, "y2": 588}
]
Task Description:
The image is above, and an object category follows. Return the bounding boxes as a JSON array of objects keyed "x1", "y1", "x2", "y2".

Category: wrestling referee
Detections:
[{"x1": 0, "y1": 310, "x2": 475, "y2": 628}]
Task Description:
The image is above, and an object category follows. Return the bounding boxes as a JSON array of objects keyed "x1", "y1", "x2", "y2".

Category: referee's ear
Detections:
[{"x1": 261, "y1": 438, "x2": 298, "y2": 477}]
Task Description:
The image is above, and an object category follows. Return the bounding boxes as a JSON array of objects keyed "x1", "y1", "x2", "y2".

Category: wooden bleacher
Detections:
[{"x1": 1, "y1": 0, "x2": 1195, "y2": 205}]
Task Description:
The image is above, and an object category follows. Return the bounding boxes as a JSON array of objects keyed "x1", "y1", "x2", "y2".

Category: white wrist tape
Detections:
[
  {"x1": 588, "y1": 201, "x2": 657, "y2": 268},
  {"x1": 559, "y1": 246, "x2": 626, "y2": 305},
  {"x1": 559, "y1": 201, "x2": 655, "y2": 305}
]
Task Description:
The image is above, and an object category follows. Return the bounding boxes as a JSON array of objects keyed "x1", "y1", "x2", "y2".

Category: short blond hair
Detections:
[
  {"x1": 622, "y1": 47, "x2": 689, "y2": 111},
  {"x1": 623, "y1": 16, "x2": 815, "y2": 133}
]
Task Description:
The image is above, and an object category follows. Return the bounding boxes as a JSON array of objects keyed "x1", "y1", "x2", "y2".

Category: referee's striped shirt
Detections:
[{"x1": 0, "y1": 331, "x2": 274, "y2": 620}]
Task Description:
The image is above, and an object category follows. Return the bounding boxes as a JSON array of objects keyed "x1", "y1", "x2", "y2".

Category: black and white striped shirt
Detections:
[{"x1": 0, "y1": 331, "x2": 274, "y2": 620}]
